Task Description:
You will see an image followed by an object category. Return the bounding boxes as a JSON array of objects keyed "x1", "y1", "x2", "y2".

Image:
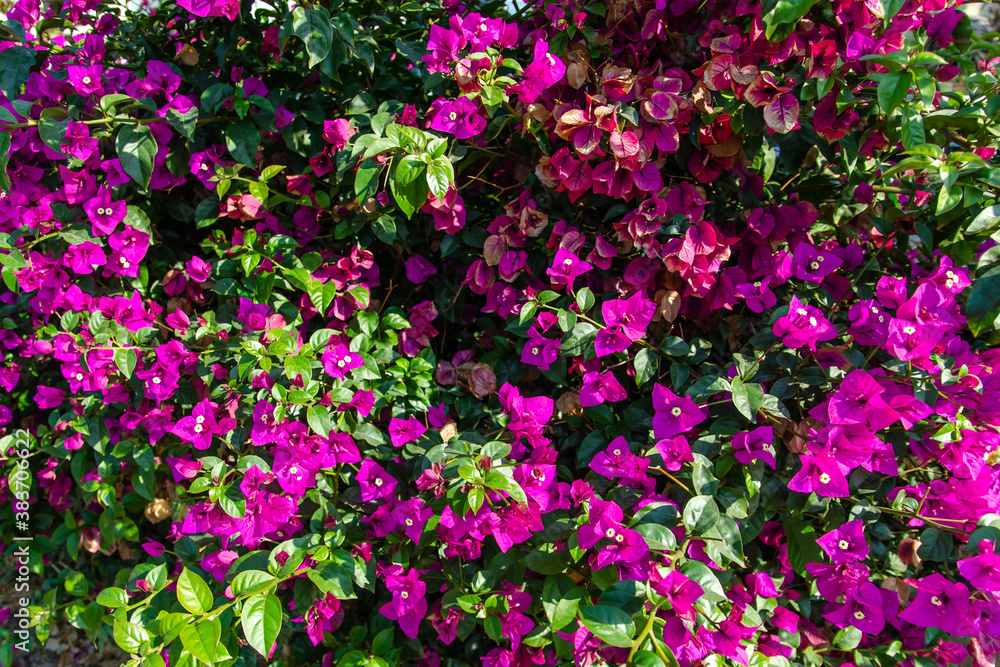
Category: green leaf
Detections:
[
  {"x1": 468, "y1": 486, "x2": 485, "y2": 514},
  {"x1": 833, "y1": 626, "x2": 862, "y2": 650},
  {"x1": 579, "y1": 606, "x2": 635, "y2": 648},
  {"x1": 0, "y1": 246, "x2": 27, "y2": 270},
  {"x1": 307, "y1": 551, "x2": 356, "y2": 599},
  {"x1": 634, "y1": 348, "x2": 657, "y2": 387},
  {"x1": 519, "y1": 301, "x2": 538, "y2": 325},
  {"x1": 0, "y1": 131, "x2": 11, "y2": 194},
  {"x1": 114, "y1": 348, "x2": 137, "y2": 379},
  {"x1": 730, "y1": 376, "x2": 764, "y2": 422},
  {"x1": 762, "y1": 0, "x2": 820, "y2": 38},
  {"x1": 682, "y1": 495, "x2": 720, "y2": 535},
  {"x1": 306, "y1": 405, "x2": 332, "y2": 438},
  {"x1": 542, "y1": 577, "x2": 585, "y2": 631},
  {"x1": 113, "y1": 619, "x2": 149, "y2": 653},
  {"x1": 176, "y1": 568, "x2": 213, "y2": 615},
  {"x1": 877, "y1": 71, "x2": 913, "y2": 116},
  {"x1": 703, "y1": 515, "x2": 745, "y2": 565},
  {"x1": 241, "y1": 593, "x2": 282, "y2": 657},
  {"x1": 968, "y1": 205, "x2": 1000, "y2": 235},
  {"x1": 391, "y1": 156, "x2": 429, "y2": 219},
  {"x1": 361, "y1": 136, "x2": 400, "y2": 160},
  {"x1": 248, "y1": 181, "x2": 268, "y2": 207},
  {"x1": 916, "y1": 527, "x2": 953, "y2": 562},
  {"x1": 575, "y1": 287, "x2": 595, "y2": 313},
  {"x1": 284, "y1": 354, "x2": 312, "y2": 382},
  {"x1": 0, "y1": 47, "x2": 34, "y2": 101},
  {"x1": 900, "y1": 106, "x2": 925, "y2": 149},
  {"x1": 261, "y1": 164, "x2": 285, "y2": 181},
  {"x1": 484, "y1": 471, "x2": 528, "y2": 504},
  {"x1": 166, "y1": 106, "x2": 199, "y2": 141},
  {"x1": 782, "y1": 512, "x2": 824, "y2": 576},
  {"x1": 96, "y1": 587, "x2": 129, "y2": 608},
  {"x1": 354, "y1": 158, "x2": 383, "y2": 201},
  {"x1": 633, "y1": 651, "x2": 669, "y2": 667},
  {"x1": 426, "y1": 156, "x2": 454, "y2": 201},
  {"x1": 38, "y1": 115, "x2": 69, "y2": 157},
  {"x1": 883, "y1": 0, "x2": 905, "y2": 22},
  {"x1": 679, "y1": 560, "x2": 725, "y2": 601},
  {"x1": 225, "y1": 121, "x2": 260, "y2": 166},
  {"x1": 633, "y1": 523, "x2": 677, "y2": 551},
  {"x1": 179, "y1": 619, "x2": 223, "y2": 664},
  {"x1": 292, "y1": 7, "x2": 335, "y2": 68},
  {"x1": 116, "y1": 125, "x2": 158, "y2": 189}
]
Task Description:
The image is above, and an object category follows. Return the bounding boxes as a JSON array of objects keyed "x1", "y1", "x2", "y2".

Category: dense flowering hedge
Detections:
[{"x1": 2, "y1": 0, "x2": 1000, "y2": 665}]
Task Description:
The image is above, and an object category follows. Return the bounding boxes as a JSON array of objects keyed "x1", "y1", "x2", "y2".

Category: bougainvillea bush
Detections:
[{"x1": 4, "y1": 0, "x2": 1000, "y2": 664}]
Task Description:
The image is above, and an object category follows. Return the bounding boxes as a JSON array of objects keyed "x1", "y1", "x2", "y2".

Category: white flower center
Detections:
[
  {"x1": 152, "y1": 377, "x2": 161, "y2": 384},
  {"x1": 605, "y1": 528, "x2": 616, "y2": 538},
  {"x1": 374, "y1": 478, "x2": 383, "y2": 486},
  {"x1": 82, "y1": 76, "x2": 92, "y2": 84},
  {"x1": 612, "y1": 449, "x2": 621, "y2": 456},
  {"x1": 903, "y1": 326, "x2": 915, "y2": 335},
  {"x1": 531, "y1": 347, "x2": 539, "y2": 355},
  {"x1": 76, "y1": 373, "x2": 83, "y2": 380},
  {"x1": 838, "y1": 539, "x2": 849, "y2": 550},
  {"x1": 853, "y1": 610, "x2": 865, "y2": 620},
  {"x1": 819, "y1": 473, "x2": 831, "y2": 484},
  {"x1": 809, "y1": 317, "x2": 817, "y2": 326},
  {"x1": 931, "y1": 596, "x2": 943, "y2": 606},
  {"x1": 810, "y1": 262, "x2": 819, "y2": 270},
  {"x1": 194, "y1": 424, "x2": 203, "y2": 433},
  {"x1": 796, "y1": 308, "x2": 808, "y2": 316},
  {"x1": 196, "y1": 416, "x2": 205, "y2": 423},
  {"x1": 448, "y1": 112, "x2": 457, "y2": 120},
  {"x1": 405, "y1": 518, "x2": 413, "y2": 526},
  {"x1": 400, "y1": 591, "x2": 409, "y2": 599},
  {"x1": 671, "y1": 407, "x2": 682, "y2": 417}
]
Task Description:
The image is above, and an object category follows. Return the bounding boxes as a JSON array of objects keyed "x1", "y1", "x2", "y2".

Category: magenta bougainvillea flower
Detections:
[
  {"x1": 595, "y1": 294, "x2": 655, "y2": 356},
  {"x1": 816, "y1": 520, "x2": 869, "y2": 564},
  {"x1": 788, "y1": 453, "x2": 850, "y2": 498},
  {"x1": 773, "y1": 296, "x2": 838, "y2": 350},
  {"x1": 655, "y1": 436, "x2": 693, "y2": 471},
  {"x1": 405, "y1": 255, "x2": 438, "y2": 284},
  {"x1": 590, "y1": 437, "x2": 648, "y2": 480},
  {"x1": 898, "y1": 573, "x2": 974, "y2": 636},
  {"x1": 321, "y1": 343, "x2": 363, "y2": 379},
  {"x1": 546, "y1": 247, "x2": 592, "y2": 291},
  {"x1": 11, "y1": 0, "x2": 1000, "y2": 660},
  {"x1": 306, "y1": 593, "x2": 344, "y2": 646},
  {"x1": 652, "y1": 384, "x2": 707, "y2": 439},
  {"x1": 171, "y1": 398, "x2": 224, "y2": 450},
  {"x1": 430, "y1": 97, "x2": 486, "y2": 139},
  {"x1": 822, "y1": 582, "x2": 889, "y2": 635},
  {"x1": 577, "y1": 497, "x2": 647, "y2": 569},
  {"x1": 579, "y1": 370, "x2": 627, "y2": 407},
  {"x1": 389, "y1": 415, "x2": 425, "y2": 448},
  {"x1": 357, "y1": 460, "x2": 398, "y2": 501},
  {"x1": 520, "y1": 326, "x2": 561, "y2": 371},
  {"x1": 731, "y1": 426, "x2": 776, "y2": 469}
]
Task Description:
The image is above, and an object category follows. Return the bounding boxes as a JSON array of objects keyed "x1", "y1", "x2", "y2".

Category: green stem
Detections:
[{"x1": 627, "y1": 602, "x2": 663, "y2": 662}]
